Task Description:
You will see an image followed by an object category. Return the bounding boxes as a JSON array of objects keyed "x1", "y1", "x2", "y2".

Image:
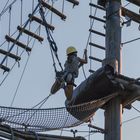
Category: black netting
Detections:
[{"x1": 0, "y1": 93, "x2": 117, "y2": 132}]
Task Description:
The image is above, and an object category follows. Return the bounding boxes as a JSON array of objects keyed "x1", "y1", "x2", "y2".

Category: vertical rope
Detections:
[
  {"x1": 8, "y1": 6, "x2": 12, "y2": 36},
  {"x1": 88, "y1": 124, "x2": 91, "y2": 140},
  {"x1": 10, "y1": 27, "x2": 40, "y2": 107},
  {"x1": 16, "y1": 0, "x2": 23, "y2": 57},
  {"x1": 32, "y1": 0, "x2": 35, "y2": 12},
  {"x1": 0, "y1": 0, "x2": 10, "y2": 15},
  {"x1": 20, "y1": 0, "x2": 23, "y2": 26},
  {"x1": 89, "y1": 0, "x2": 93, "y2": 74},
  {"x1": 50, "y1": 0, "x2": 54, "y2": 24},
  {"x1": 27, "y1": 22, "x2": 31, "y2": 49},
  {"x1": 62, "y1": 0, "x2": 65, "y2": 14},
  {"x1": 6, "y1": 6, "x2": 12, "y2": 66}
]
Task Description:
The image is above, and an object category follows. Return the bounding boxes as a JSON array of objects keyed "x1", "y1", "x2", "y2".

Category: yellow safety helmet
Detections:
[{"x1": 66, "y1": 46, "x2": 77, "y2": 55}]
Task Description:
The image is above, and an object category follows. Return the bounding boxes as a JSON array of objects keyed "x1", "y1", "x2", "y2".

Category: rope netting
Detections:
[{"x1": 0, "y1": 93, "x2": 117, "y2": 132}]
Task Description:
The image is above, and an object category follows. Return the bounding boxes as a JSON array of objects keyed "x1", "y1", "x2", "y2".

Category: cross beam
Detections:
[{"x1": 126, "y1": 0, "x2": 140, "y2": 7}]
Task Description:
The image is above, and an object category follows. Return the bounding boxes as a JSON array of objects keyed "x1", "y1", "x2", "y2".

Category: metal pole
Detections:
[{"x1": 103, "y1": 0, "x2": 122, "y2": 140}]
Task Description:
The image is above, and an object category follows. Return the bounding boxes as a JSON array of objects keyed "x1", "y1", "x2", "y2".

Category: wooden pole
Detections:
[{"x1": 104, "y1": 0, "x2": 122, "y2": 140}]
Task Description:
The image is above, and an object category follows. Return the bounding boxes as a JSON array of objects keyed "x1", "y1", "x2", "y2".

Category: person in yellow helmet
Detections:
[
  {"x1": 63, "y1": 46, "x2": 88, "y2": 100},
  {"x1": 51, "y1": 46, "x2": 87, "y2": 100}
]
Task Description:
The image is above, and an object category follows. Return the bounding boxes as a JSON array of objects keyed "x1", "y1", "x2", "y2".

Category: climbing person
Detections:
[
  {"x1": 51, "y1": 46, "x2": 88, "y2": 101},
  {"x1": 62, "y1": 46, "x2": 88, "y2": 100}
]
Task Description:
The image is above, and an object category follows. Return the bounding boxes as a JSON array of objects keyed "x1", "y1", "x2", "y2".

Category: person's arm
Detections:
[{"x1": 78, "y1": 49, "x2": 88, "y2": 67}]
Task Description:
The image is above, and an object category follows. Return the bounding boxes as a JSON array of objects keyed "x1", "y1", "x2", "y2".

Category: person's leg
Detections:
[
  {"x1": 64, "y1": 84, "x2": 73, "y2": 100},
  {"x1": 64, "y1": 73, "x2": 74, "y2": 100}
]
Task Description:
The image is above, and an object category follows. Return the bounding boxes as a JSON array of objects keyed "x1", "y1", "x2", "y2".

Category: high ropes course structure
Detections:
[{"x1": 0, "y1": 0, "x2": 140, "y2": 139}]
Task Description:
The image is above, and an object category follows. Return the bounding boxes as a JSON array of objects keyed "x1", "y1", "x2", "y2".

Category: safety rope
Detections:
[
  {"x1": 50, "y1": 0, "x2": 54, "y2": 25},
  {"x1": 0, "y1": 2, "x2": 40, "y2": 66},
  {"x1": 10, "y1": 27, "x2": 40, "y2": 107},
  {"x1": 0, "y1": 21, "x2": 42, "y2": 86},
  {"x1": 62, "y1": 0, "x2": 65, "y2": 14},
  {"x1": 59, "y1": 2, "x2": 99, "y2": 133},
  {"x1": 5, "y1": 26, "x2": 53, "y2": 117},
  {"x1": 39, "y1": 5, "x2": 63, "y2": 73},
  {"x1": 88, "y1": 124, "x2": 91, "y2": 140},
  {"x1": 20, "y1": 0, "x2": 23, "y2": 26},
  {"x1": 24, "y1": 93, "x2": 52, "y2": 124},
  {"x1": 122, "y1": 37, "x2": 140, "y2": 45},
  {"x1": 132, "y1": 105, "x2": 140, "y2": 113},
  {"x1": 89, "y1": 0, "x2": 93, "y2": 75},
  {"x1": 0, "y1": 0, "x2": 17, "y2": 18},
  {"x1": 0, "y1": 0, "x2": 10, "y2": 17},
  {"x1": 6, "y1": 6, "x2": 12, "y2": 67},
  {"x1": 81, "y1": 2, "x2": 98, "y2": 80},
  {"x1": 32, "y1": 0, "x2": 35, "y2": 12},
  {"x1": 122, "y1": 115, "x2": 140, "y2": 124}
]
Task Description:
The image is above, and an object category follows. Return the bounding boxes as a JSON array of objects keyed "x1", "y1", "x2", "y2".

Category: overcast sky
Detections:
[{"x1": 0, "y1": 0, "x2": 140, "y2": 140}]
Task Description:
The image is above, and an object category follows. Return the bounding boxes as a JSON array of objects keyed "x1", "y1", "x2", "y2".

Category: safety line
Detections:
[{"x1": 122, "y1": 37, "x2": 140, "y2": 45}]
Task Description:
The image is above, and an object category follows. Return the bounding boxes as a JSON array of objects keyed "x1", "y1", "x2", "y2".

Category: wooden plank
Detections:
[
  {"x1": 89, "y1": 56, "x2": 103, "y2": 62},
  {"x1": 0, "y1": 49, "x2": 21, "y2": 61},
  {"x1": 89, "y1": 29, "x2": 106, "y2": 37},
  {"x1": 88, "y1": 124, "x2": 105, "y2": 133},
  {"x1": 126, "y1": 0, "x2": 140, "y2": 7},
  {"x1": 66, "y1": 0, "x2": 79, "y2": 5},
  {"x1": 89, "y1": 42, "x2": 105, "y2": 50},
  {"x1": 89, "y1": 15, "x2": 106, "y2": 23},
  {"x1": 5, "y1": 35, "x2": 32, "y2": 52},
  {"x1": 122, "y1": 7, "x2": 140, "y2": 24},
  {"x1": 0, "y1": 64, "x2": 10, "y2": 72},
  {"x1": 17, "y1": 26, "x2": 44, "y2": 42},
  {"x1": 89, "y1": 3, "x2": 105, "y2": 11},
  {"x1": 41, "y1": 1, "x2": 66, "y2": 20},
  {"x1": 89, "y1": 69, "x2": 95, "y2": 73},
  {"x1": 29, "y1": 14, "x2": 55, "y2": 30}
]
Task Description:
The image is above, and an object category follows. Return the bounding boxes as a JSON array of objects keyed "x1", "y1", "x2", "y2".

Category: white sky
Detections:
[{"x1": 0, "y1": 0, "x2": 140, "y2": 140}]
